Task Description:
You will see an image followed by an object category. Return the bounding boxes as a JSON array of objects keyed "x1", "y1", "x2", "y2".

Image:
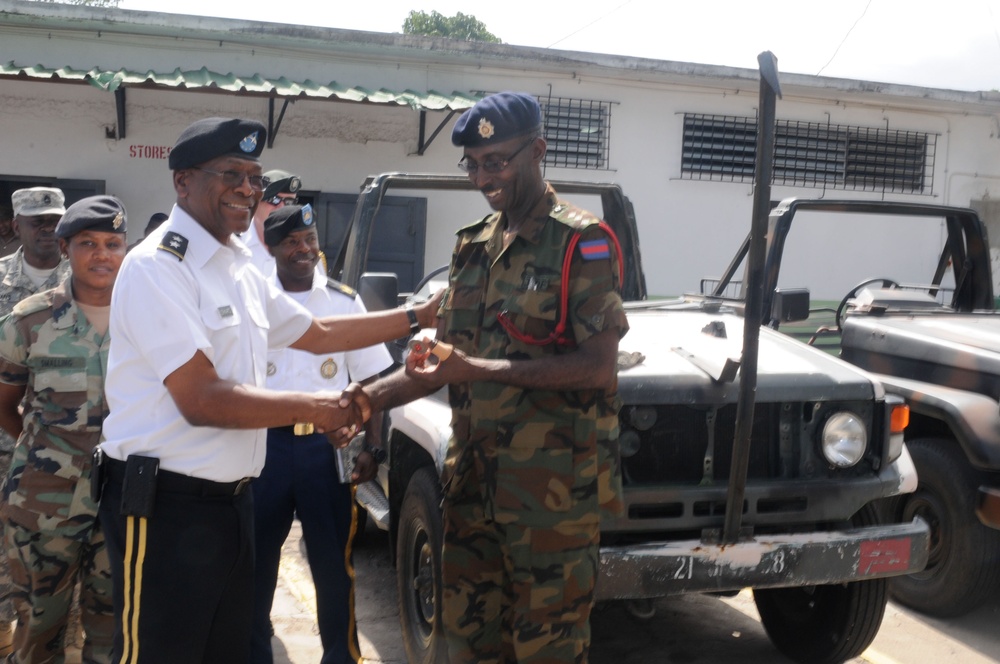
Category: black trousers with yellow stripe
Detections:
[{"x1": 97, "y1": 462, "x2": 255, "y2": 664}]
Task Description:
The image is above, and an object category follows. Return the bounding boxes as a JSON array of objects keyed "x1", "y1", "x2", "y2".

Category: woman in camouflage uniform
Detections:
[{"x1": 0, "y1": 196, "x2": 126, "y2": 663}]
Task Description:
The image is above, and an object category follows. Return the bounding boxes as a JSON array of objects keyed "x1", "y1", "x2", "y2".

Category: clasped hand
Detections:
[{"x1": 312, "y1": 383, "x2": 372, "y2": 447}]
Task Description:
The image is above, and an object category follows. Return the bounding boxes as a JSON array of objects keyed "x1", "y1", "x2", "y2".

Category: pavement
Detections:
[{"x1": 271, "y1": 519, "x2": 406, "y2": 664}]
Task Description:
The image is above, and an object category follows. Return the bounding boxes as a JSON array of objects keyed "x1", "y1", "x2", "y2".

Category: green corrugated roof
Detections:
[{"x1": 1, "y1": 61, "x2": 481, "y2": 111}]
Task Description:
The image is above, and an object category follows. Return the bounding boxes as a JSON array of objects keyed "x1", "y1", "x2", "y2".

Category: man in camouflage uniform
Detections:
[
  {"x1": 0, "y1": 187, "x2": 69, "y2": 652},
  {"x1": 367, "y1": 92, "x2": 627, "y2": 663},
  {"x1": 0, "y1": 195, "x2": 123, "y2": 662}
]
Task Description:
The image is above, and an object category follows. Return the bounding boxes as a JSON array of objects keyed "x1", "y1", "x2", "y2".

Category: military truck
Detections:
[
  {"x1": 329, "y1": 173, "x2": 929, "y2": 664},
  {"x1": 699, "y1": 198, "x2": 1000, "y2": 618}
]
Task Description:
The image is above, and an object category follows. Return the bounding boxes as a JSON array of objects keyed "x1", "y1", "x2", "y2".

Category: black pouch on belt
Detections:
[
  {"x1": 120, "y1": 454, "x2": 159, "y2": 519},
  {"x1": 90, "y1": 446, "x2": 106, "y2": 503}
]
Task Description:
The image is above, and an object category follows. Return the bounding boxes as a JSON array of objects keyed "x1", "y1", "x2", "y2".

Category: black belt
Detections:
[{"x1": 105, "y1": 457, "x2": 253, "y2": 497}]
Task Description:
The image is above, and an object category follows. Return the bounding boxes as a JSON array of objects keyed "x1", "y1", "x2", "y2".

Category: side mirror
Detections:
[
  {"x1": 359, "y1": 272, "x2": 406, "y2": 365},
  {"x1": 771, "y1": 288, "x2": 810, "y2": 323},
  {"x1": 358, "y1": 272, "x2": 399, "y2": 312}
]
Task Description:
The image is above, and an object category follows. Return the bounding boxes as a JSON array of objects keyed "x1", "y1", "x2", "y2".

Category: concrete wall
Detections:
[{"x1": 3, "y1": 6, "x2": 1000, "y2": 296}]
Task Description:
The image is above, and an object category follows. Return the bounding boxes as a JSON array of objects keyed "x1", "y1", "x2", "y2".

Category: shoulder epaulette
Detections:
[
  {"x1": 325, "y1": 278, "x2": 357, "y2": 298},
  {"x1": 11, "y1": 290, "x2": 53, "y2": 318},
  {"x1": 550, "y1": 200, "x2": 602, "y2": 232},
  {"x1": 158, "y1": 232, "x2": 189, "y2": 261}
]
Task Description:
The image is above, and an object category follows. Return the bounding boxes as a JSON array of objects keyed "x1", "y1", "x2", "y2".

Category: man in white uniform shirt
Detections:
[
  {"x1": 250, "y1": 203, "x2": 392, "y2": 664},
  {"x1": 97, "y1": 117, "x2": 440, "y2": 664}
]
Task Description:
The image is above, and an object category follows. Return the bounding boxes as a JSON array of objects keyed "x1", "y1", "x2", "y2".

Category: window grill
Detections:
[
  {"x1": 681, "y1": 113, "x2": 936, "y2": 195},
  {"x1": 539, "y1": 97, "x2": 612, "y2": 170}
]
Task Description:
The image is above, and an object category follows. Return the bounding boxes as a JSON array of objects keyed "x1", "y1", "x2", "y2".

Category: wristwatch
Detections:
[
  {"x1": 404, "y1": 301, "x2": 421, "y2": 334},
  {"x1": 363, "y1": 441, "x2": 388, "y2": 465}
]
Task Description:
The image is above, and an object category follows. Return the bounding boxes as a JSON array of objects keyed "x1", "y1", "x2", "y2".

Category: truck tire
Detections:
[
  {"x1": 396, "y1": 466, "x2": 448, "y2": 664},
  {"x1": 882, "y1": 437, "x2": 1000, "y2": 617},
  {"x1": 753, "y1": 504, "x2": 887, "y2": 664}
]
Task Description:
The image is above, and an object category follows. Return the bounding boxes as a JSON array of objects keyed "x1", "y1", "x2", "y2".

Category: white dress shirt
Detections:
[
  {"x1": 102, "y1": 205, "x2": 313, "y2": 482},
  {"x1": 266, "y1": 271, "x2": 393, "y2": 394}
]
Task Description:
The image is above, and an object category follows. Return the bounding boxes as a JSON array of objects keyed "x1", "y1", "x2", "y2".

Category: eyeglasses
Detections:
[
  {"x1": 457, "y1": 138, "x2": 536, "y2": 175},
  {"x1": 193, "y1": 167, "x2": 270, "y2": 192},
  {"x1": 265, "y1": 195, "x2": 299, "y2": 206}
]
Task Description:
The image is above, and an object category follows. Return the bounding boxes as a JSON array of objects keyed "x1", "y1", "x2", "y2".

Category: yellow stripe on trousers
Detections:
[{"x1": 119, "y1": 516, "x2": 148, "y2": 664}]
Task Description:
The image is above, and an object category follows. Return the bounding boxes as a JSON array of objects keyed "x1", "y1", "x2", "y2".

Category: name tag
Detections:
[
  {"x1": 218, "y1": 305, "x2": 234, "y2": 318},
  {"x1": 35, "y1": 357, "x2": 85, "y2": 370}
]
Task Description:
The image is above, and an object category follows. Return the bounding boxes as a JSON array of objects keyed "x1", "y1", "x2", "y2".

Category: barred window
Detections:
[
  {"x1": 681, "y1": 113, "x2": 936, "y2": 195},
  {"x1": 539, "y1": 97, "x2": 612, "y2": 170}
]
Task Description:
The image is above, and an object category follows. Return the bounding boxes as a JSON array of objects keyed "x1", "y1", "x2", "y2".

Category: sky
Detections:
[{"x1": 114, "y1": 0, "x2": 1000, "y2": 92}]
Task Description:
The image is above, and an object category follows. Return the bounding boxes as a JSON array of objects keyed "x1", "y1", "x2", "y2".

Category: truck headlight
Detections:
[{"x1": 821, "y1": 412, "x2": 867, "y2": 468}]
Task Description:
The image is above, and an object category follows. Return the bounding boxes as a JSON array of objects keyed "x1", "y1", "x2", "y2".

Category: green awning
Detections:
[{"x1": 2, "y1": 61, "x2": 481, "y2": 111}]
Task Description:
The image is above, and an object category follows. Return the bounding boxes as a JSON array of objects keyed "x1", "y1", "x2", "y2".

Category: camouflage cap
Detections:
[
  {"x1": 264, "y1": 204, "x2": 314, "y2": 247},
  {"x1": 55, "y1": 195, "x2": 127, "y2": 238},
  {"x1": 452, "y1": 92, "x2": 543, "y2": 147},
  {"x1": 168, "y1": 117, "x2": 266, "y2": 170},
  {"x1": 11, "y1": 187, "x2": 66, "y2": 218},
  {"x1": 262, "y1": 170, "x2": 302, "y2": 200}
]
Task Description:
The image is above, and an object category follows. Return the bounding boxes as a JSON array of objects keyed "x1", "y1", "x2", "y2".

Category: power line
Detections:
[
  {"x1": 547, "y1": 0, "x2": 634, "y2": 49},
  {"x1": 816, "y1": 0, "x2": 873, "y2": 76}
]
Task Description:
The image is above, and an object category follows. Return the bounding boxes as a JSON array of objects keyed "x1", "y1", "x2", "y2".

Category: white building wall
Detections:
[{"x1": 3, "y1": 7, "x2": 1000, "y2": 297}]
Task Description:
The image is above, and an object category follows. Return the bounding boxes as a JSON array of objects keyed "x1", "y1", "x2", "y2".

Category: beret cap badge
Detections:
[
  {"x1": 478, "y1": 118, "x2": 495, "y2": 139},
  {"x1": 240, "y1": 131, "x2": 259, "y2": 154}
]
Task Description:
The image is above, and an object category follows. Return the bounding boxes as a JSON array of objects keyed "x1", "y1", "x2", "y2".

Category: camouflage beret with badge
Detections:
[
  {"x1": 451, "y1": 91, "x2": 543, "y2": 147},
  {"x1": 55, "y1": 195, "x2": 127, "y2": 238},
  {"x1": 168, "y1": 117, "x2": 267, "y2": 170},
  {"x1": 263, "y1": 203, "x2": 314, "y2": 247},
  {"x1": 11, "y1": 187, "x2": 66, "y2": 218}
]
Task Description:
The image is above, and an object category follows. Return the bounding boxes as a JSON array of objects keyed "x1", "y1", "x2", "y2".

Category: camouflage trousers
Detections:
[
  {"x1": 441, "y1": 466, "x2": 599, "y2": 664},
  {"x1": 5, "y1": 517, "x2": 113, "y2": 663},
  {"x1": 0, "y1": 449, "x2": 13, "y2": 625}
]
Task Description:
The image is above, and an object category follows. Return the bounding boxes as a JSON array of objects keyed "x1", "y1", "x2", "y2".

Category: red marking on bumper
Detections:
[{"x1": 859, "y1": 538, "x2": 911, "y2": 575}]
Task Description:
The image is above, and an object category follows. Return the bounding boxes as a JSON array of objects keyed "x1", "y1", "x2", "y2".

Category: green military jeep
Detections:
[
  {"x1": 333, "y1": 175, "x2": 929, "y2": 664},
  {"x1": 702, "y1": 198, "x2": 1000, "y2": 617}
]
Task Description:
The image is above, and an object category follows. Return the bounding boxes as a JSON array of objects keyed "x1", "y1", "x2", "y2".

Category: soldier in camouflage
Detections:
[
  {"x1": 367, "y1": 92, "x2": 627, "y2": 663},
  {"x1": 0, "y1": 187, "x2": 70, "y2": 653},
  {"x1": 0, "y1": 195, "x2": 126, "y2": 662}
]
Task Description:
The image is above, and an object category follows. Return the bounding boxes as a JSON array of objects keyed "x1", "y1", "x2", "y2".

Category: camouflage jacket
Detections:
[
  {"x1": 440, "y1": 184, "x2": 628, "y2": 526},
  {"x1": 0, "y1": 278, "x2": 109, "y2": 535},
  {"x1": 0, "y1": 249, "x2": 70, "y2": 454}
]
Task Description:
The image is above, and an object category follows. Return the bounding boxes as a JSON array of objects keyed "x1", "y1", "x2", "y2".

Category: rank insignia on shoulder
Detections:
[
  {"x1": 579, "y1": 238, "x2": 610, "y2": 261},
  {"x1": 326, "y1": 278, "x2": 357, "y2": 298},
  {"x1": 158, "y1": 232, "x2": 189, "y2": 261}
]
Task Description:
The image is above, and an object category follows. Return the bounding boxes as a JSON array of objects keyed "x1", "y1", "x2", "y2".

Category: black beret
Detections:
[
  {"x1": 263, "y1": 203, "x2": 315, "y2": 247},
  {"x1": 55, "y1": 195, "x2": 127, "y2": 239},
  {"x1": 452, "y1": 92, "x2": 543, "y2": 147},
  {"x1": 168, "y1": 117, "x2": 267, "y2": 170},
  {"x1": 145, "y1": 212, "x2": 168, "y2": 235},
  {"x1": 262, "y1": 170, "x2": 302, "y2": 200}
]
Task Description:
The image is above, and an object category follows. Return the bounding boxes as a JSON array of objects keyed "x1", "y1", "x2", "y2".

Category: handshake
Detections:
[{"x1": 295, "y1": 383, "x2": 372, "y2": 447}]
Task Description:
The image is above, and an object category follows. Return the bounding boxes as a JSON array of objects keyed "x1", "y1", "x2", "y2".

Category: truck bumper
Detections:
[{"x1": 596, "y1": 518, "x2": 929, "y2": 601}]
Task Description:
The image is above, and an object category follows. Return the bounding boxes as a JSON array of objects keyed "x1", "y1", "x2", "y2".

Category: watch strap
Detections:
[{"x1": 404, "y1": 301, "x2": 421, "y2": 334}]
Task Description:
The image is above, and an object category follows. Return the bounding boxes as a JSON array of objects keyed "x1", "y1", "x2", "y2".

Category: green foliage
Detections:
[{"x1": 403, "y1": 10, "x2": 501, "y2": 43}]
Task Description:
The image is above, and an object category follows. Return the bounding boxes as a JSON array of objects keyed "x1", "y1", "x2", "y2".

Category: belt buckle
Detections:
[{"x1": 234, "y1": 477, "x2": 252, "y2": 496}]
